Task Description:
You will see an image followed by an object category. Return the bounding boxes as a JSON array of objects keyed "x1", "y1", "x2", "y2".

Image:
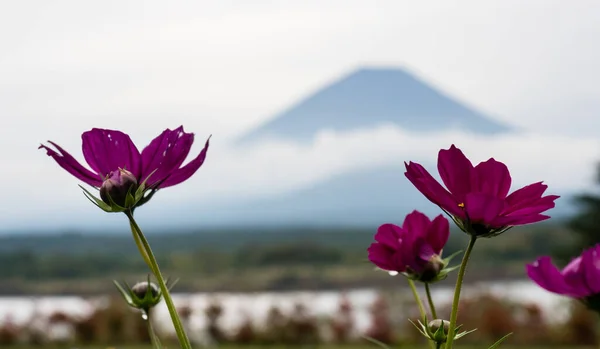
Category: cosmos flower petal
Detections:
[
  {"x1": 374, "y1": 224, "x2": 403, "y2": 249},
  {"x1": 405, "y1": 161, "x2": 463, "y2": 217},
  {"x1": 582, "y1": 245, "x2": 600, "y2": 294},
  {"x1": 39, "y1": 141, "x2": 103, "y2": 187},
  {"x1": 402, "y1": 211, "x2": 431, "y2": 239},
  {"x1": 464, "y1": 192, "x2": 505, "y2": 224},
  {"x1": 367, "y1": 243, "x2": 396, "y2": 271},
  {"x1": 159, "y1": 136, "x2": 210, "y2": 188},
  {"x1": 437, "y1": 145, "x2": 474, "y2": 201},
  {"x1": 426, "y1": 214, "x2": 450, "y2": 254},
  {"x1": 474, "y1": 158, "x2": 512, "y2": 198},
  {"x1": 526, "y1": 256, "x2": 587, "y2": 298},
  {"x1": 491, "y1": 214, "x2": 551, "y2": 227},
  {"x1": 140, "y1": 126, "x2": 195, "y2": 187},
  {"x1": 81, "y1": 128, "x2": 142, "y2": 178}
]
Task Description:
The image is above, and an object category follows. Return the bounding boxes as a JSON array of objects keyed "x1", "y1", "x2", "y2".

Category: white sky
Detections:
[{"x1": 2, "y1": 1, "x2": 600, "y2": 230}]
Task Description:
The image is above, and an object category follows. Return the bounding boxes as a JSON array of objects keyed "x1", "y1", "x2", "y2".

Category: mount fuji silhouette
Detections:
[
  {"x1": 237, "y1": 67, "x2": 511, "y2": 144},
  {"x1": 184, "y1": 67, "x2": 561, "y2": 227}
]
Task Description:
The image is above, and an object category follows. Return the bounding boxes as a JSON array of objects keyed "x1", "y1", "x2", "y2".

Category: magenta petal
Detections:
[
  {"x1": 464, "y1": 192, "x2": 505, "y2": 224},
  {"x1": 416, "y1": 241, "x2": 435, "y2": 263},
  {"x1": 39, "y1": 142, "x2": 103, "y2": 187},
  {"x1": 140, "y1": 126, "x2": 195, "y2": 187},
  {"x1": 561, "y1": 256, "x2": 590, "y2": 295},
  {"x1": 504, "y1": 195, "x2": 559, "y2": 217},
  {"x1": 368, "y1": 243, "x2": 396, "y2": 271},
  {"x1": 582, "y1": 246, "x2": 600, "y2": 294},
  {"x1": 426, "y1": 214, "x2": 450, "y2": 254},
  {"x1": 374, "y1": 224, "x2": 403, "y2": 249},
  {"x1": 160, "y1": 136, "x2": 210, "y2": 188},
  {"x1": 81, "y1": 129, "x2": 142, "y2": 178},
  {"x1": 437, "y1": 145, "x2": 474, "y2": 201},
  {"x1": 505, "y1": 182, "x2": 548, "y2": 209},
  {"x1": 402, "y1": 211, "x2": 431, "y2": 238},
  {"x1": 491, "y1": 214, "x2": 551, "y2": 227},
  {"x1": 405, "y1": 162, "x2": 463, "y2": 217},
  {"x1": 526, "y1": 257, "x2": 586, "y2": 298},
  {"x1": 474, "y1": 158, "x2": 512, "y2": 199}
]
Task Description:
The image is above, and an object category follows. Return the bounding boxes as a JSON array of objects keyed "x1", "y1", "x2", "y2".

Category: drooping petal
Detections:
[
  {"x1": 437, "y1": 145, "x2": 475, "y2": 202},
  {"x1": 367, "y1": 243, "x2": 396, "y2": 271},
  {"x1": 39, "y1": 142, "x2": 103, "y2": 187},
  {"x1": 374, "y1": 224, "x2": 403, "y2": 249},
  {"x1": 582, "y1": 245, "x2": 600, "y2": 294},
  {"x1": 464, "y1": 192, "x2": 505, "y2": 224},
  {"x1": 526, "y1": 257, "x2": 586, "y2": 298},
  {"x1": 405, "y1": 161, "x2": 463, "y2": 217},
  {"x1": 81, "y1": 129, "x2": 142, "y2": 178},
  {"x1": 474, "y1": 158, "x2": 512, "y2": 199},
  {"x1": 140, "y1": 126, "x2": 195, "y2": 187},
  {"x1": 159, "y1": 136, "x2": 210, "y2": 188},
  {"x1": 426, "y1": 214, "x2": 450, "y2": 254}
]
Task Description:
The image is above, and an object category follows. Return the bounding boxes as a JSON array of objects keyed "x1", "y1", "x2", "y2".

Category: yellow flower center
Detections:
[{"x1": 458, "y1": 202, "x2": 465, "y2": 208}]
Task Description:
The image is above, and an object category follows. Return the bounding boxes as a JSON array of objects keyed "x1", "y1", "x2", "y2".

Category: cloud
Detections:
[
  {"x1": 152, "y1": 125, "x2": 600, "y2": 204},
  {"x1": 3, "y1": 125, "x2": 599, "y2": 230}
]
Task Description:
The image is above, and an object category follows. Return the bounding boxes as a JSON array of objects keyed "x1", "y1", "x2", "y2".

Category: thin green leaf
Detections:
[
  {"x1": 362, "y1": 335, "x2": 392, "y2": 349},
  {"x1": 442, "y1": 250, "x2": 464, "y2": 264},
  {"x1": 113, "y1": 280, "x2": 133, "y2": 304},
  {"x1": 486, "y1": 332, "x2": 512, "y2": 349},
  {"x1": 80, "y1": 185, "x2": 112, "y2": 211}
]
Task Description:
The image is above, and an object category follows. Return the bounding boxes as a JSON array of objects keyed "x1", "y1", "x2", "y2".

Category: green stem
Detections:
[
  {"x1": 425, "y1": 283, "x2": 438, "y2": 320},
  {"x1": 408, "y1": 279, "x2": 435, "y2": 349},
  {"x1": 126, "y1": 211, "x2": 193, "y2": 349},
  {"x1": 445, "y1": 236, "x2": 477, "y2": 349},
  {"x1": 129, "y1": 219, "x2": 154, "y2": 273},
  {"x1": 408, "y1": 279, "x2": 427, "y2": 323},
  {"x1": 147, "y1": 311, "x2": 163, "y2": 349}
]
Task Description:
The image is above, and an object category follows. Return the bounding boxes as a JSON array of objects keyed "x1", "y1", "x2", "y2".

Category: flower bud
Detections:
[
  {"x1": 428, "y1": 319, "x2": 450, "y2": 334},
  {"x1": 100, "y1": 168, "x2": 138, "y2": 207},
  {"x1": 114, "y1": 278, "x2": 163, "y2": 314},
  {"x1": 132, "y1": 281, "x2": 159, "y2": 300},
  {"x1": 428, "y1": 319, "x2": 450, "y2": 343}
]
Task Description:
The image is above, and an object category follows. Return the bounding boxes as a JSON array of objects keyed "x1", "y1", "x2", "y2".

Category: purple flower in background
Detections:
[
  {"x1": 40, "y1": 126, "x2": 210, "y2": 208},
  {"x1": 404, "y1": 145, "x2": 559, "y2": 237},
  {"x1": 368, "y1": 211, "x2": 451, "y2": 282},
  {"x1": 527, "y1": 245, "x2": 600, "y2": 312}
]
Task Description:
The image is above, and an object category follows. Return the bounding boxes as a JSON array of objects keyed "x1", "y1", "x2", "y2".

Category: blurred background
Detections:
[{"x1": 1, "y1": 1, "x2": 600, "y2": 348}]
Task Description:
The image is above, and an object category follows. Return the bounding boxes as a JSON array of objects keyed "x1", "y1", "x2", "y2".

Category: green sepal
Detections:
[
  {"x1": 432, "y1": 322, "x2": 447, "y2": 343},
  {"x1": 408, "y1": 319, "x2": 429, "y2": 338},
  {"x1": 113, "y1": 280, "x2": 134, "y2": 305},
  {"x1": 80, "y1": 185, "x2": 114, "y2": 212},
  {"x1": 442, "y1": 250, "x2": 463, "y2": 265}
]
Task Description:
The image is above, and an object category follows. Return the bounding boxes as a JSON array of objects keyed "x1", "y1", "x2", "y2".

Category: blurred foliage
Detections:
[
  {"x1": 0, "y1": 222, "x2": 575, "y2": 294},
  {"x1": 553, "y1": 164, "x2": 600, "y2": 265}
]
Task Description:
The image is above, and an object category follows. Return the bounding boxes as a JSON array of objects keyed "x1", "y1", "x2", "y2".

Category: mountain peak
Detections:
[{"x1": 237, "y1": 66, "x2": 511, "y2": 144}]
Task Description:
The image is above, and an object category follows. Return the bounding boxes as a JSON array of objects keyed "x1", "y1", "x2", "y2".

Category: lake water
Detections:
[{"x1": 0, "y1": 280, "x2": 571, "y2": 340}]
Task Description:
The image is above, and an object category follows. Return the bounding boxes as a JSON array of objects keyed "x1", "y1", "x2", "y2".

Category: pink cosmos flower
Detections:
[
  {"x1": 39, "y1": 126, "x2": 210, "y2": 204},
  {"x1": 368, "y1": 210, "x2": 450, "y2": 282},
  {"x1": 527, "y1": 245, "x2": 600, "y2": 310},
  {"x1": 404, "y1": 145, "x2": 559, "y2": 237}
]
